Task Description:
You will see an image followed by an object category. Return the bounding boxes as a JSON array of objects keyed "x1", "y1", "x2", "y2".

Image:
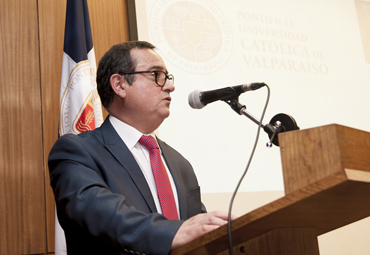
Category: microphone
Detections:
[{"x1": 188, "y1": 83, "x2": 266, "y2": 109}]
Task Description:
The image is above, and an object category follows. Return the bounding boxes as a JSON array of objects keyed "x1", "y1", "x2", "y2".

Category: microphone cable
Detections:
[{"x1": 227, "y1": 84, "x2": 271, "y2": 255}]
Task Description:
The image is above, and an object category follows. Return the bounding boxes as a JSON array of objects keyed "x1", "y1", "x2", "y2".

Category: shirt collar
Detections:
[{"x1": 109, "y1": 115, "x2": 156, "y2": 151}]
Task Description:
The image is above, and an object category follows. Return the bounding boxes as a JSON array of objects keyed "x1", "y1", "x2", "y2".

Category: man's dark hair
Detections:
[{"x1": 96, "y1": 41, "x2": 156, "y2": 109}]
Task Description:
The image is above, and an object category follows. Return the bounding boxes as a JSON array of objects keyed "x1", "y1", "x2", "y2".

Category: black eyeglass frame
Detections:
[{"x1": 119, "y1": 70, "x2": 174, "y2": 87}]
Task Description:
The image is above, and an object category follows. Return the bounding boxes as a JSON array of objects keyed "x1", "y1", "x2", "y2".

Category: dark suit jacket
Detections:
[{"x1": 48, "y1": 118, "x2": 206, "y2": 255}]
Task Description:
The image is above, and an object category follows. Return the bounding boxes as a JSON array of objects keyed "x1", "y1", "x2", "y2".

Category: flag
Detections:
[{"x1": 56, "y1": 0, "x2": 103, "y2": 253}]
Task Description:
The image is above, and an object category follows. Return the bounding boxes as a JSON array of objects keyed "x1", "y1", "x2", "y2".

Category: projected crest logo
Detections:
[{"x1": 149, "y1": 0, "x2": 233, "y2": 74}]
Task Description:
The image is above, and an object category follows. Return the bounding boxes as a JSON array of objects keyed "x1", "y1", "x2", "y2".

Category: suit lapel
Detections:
[
  {"x1": 157, "y1": 138, "x2": 188, "y2": 220},
  {"x1": 100, "y1": 118, "x2": 157, "y2": 213}
]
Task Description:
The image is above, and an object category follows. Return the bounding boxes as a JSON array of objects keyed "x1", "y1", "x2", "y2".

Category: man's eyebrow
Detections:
[{"x1": 149, "y1": 65, "x2": 167, "y2": 72}]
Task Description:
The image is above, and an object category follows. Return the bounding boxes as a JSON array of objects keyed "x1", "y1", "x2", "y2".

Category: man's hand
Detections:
[{"x1": 171, "y1": 211, "x2": 235, "y2": 250}]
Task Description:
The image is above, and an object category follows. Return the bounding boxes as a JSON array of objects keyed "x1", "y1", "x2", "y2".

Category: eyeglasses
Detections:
[{"x1": 120, "y1": 70, "x2": 174, "y2": 87}]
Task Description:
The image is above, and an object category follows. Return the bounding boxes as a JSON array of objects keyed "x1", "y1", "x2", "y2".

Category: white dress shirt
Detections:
[{"x1": 109, "y1": 115, "x2": 180, "y2": 218}]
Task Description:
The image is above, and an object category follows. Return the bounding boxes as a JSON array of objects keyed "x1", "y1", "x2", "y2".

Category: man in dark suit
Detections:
[{"x1": 48, "y1": 41, "x2": 231, "y2": 255}]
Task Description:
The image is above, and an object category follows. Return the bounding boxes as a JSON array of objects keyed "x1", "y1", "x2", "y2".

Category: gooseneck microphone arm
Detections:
[
  {"x1": 226, "y1": 99, "x2": 264, "y2": 125},
  {"x1": 223, "y1": 93, "x2": 299, "y2": 147}
]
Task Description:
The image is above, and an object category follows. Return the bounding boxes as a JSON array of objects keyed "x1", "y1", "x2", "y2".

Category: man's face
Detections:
[{"x1": 122, "y1": 48, "x2": 175, "y2": 127}]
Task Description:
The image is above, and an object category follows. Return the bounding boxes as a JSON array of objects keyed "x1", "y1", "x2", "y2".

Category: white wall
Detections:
[{"x1": 135, "y1": 0, "x2": 370, "y2": 253}]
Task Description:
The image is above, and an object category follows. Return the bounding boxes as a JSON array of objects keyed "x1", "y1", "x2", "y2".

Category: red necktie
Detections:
[{"x1": 138, "y1": 135, "x2": 179, "y2": 220}]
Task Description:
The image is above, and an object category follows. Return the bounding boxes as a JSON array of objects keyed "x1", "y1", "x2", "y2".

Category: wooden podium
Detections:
[{"x1": 171, "y1": 124, "x2": 370, "y2": 255}]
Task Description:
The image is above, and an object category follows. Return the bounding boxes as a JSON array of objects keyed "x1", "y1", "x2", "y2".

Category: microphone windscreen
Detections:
[{"x1": 188, "y1": 90, "x2": 205, "y2": 109}]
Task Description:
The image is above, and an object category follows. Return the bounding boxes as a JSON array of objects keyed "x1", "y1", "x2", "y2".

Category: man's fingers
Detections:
[
  {"x1": 209, "y1": 210, "x2": 238, "y2": 221},
  {"x1": 194, "y1": 211, "x2": 236, "y2": 226},
  {"x1": 171, "y1": 211, "x2": 236, "y2": 250}
]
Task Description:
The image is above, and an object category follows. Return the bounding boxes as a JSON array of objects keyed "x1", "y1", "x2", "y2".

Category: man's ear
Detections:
[{"x1": 110, "y1": 74, "x2": 127, "y2": 99}]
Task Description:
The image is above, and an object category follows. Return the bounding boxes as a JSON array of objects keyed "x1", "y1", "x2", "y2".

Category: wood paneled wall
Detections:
[
  {"x1": 0, "y1": 0, "x2": 45, "y2": 254},
  {"x1": 0, "y1": 0, "x2": 130, "y2": 254}
]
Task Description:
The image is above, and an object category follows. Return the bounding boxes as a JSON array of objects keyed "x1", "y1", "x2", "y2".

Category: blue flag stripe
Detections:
[{"x1": 63, "y1": 0, "x2": 93, "y2": 63}]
